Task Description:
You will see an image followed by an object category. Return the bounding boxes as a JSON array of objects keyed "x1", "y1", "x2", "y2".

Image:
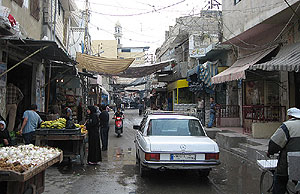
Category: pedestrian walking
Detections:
[
  {"x1": 19, "y1": 104, "x2": 43, "y2": 145},
  {"x1": 99, "y1": 104, "x2": 109, "y2": 151},
  {"x1": 0, "y1": 121, "x2": 11, "y2": 146},
  {"x1": 6, "y1": 83, "x2": 24, "y2": 132},
  {"x1": 207, "y1": 97, "x2": 216, "y2": 128},
  {"x1": 267, "y1": 107, "x2": 300, "y2": 194},
  {"x1": 86, "y1": 106, "x2": 102, "y2": 165}
]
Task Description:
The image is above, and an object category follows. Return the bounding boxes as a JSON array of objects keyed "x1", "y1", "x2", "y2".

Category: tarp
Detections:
[
  {"x1": 211, "y1": 45, "x2": 278, "y2": 84},
  {"x1": 250, "y1": 42, "x2": 300, "y2": 72},
  {"x1": 76, "y1": 52, "x2": 135, "y2": 74},
  {"x1": 117, "y1": 59, "x2": 175, "y2": 78}
]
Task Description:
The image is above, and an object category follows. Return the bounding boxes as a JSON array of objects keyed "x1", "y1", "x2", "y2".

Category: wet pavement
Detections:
[{"x1": 44, "y1": 109, "x2": 263, "y2": 194}]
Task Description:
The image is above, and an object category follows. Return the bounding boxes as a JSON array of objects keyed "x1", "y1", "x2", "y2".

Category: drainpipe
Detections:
[
  {"x1": 50, "y1": 0, "x2": 53, "y2": 40},
  {"x1": 53, "y1": 0, "x2": 57, "y2": 42}
]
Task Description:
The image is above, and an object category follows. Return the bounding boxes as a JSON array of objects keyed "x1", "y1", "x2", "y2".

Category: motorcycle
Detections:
[{"x1": 114, "y1": 117, "x2": 123, "y2": 137}]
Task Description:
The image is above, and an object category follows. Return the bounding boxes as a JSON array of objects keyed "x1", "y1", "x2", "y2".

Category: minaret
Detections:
[{"x1": 114, "y1": 21, "x2": 122, "y2": 48}]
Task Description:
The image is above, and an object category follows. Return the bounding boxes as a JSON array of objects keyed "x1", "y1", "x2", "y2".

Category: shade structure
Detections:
[
  {"x1": 211, "y1": 45, "x2": 278, "y2": 84},
  {"x1": 117, "y1": 59, "x2": 175, "y2": 78},
  {"x1": 76, "y1": 52, "x2": 135, "y2": 74},
  {"x1": 250, "y1": 42, "x2": 300, "y2": 72}
]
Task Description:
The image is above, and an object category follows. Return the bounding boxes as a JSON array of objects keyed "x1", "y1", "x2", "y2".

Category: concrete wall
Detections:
[
  {"x1": 222, "y1": 0, "x2": 299, "y2": 40},
  {"x1": 2, "y1": 0, "x2": 43, "y2": 39},
  {"x1": 252, "y1": 122, "x2": 281, "y2": 139},
  {"x1": 91, "y1": 40, "x2": 118, "y2": 59}
]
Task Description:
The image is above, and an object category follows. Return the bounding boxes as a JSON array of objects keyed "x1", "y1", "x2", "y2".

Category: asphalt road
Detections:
[{"x1": 44, "y1": 109, "x2": 263, "y2": 194}]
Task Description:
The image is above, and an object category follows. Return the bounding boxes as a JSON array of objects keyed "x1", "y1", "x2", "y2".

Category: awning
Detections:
[
  {"x1": 76, "y1": 52, "x2": 135, "y2": 74},
  {"x1": 128, "y1": 77, "x2": 147, "y2": 86},
  {"x1": 2, "y1": 38, "x2": 75, "y2": 63},
  {"x1": 117, "y1": 59, "x2": 175, "y2": 78},
  {"x1": 211, "y1": 45, "x2": 278, "y2": 84},
  {"x1": 199, "y1": 61, "x2": 218, "y2": 88},
  {"x1": 250, "y1": 42, "x2": 300, "y2": 72}
]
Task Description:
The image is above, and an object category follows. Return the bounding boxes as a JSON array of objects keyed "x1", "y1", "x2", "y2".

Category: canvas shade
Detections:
[
  {"x1": 211, "y1": 45, "x2": 277, "y2": 84},
  {"x1": 76, "y1": 52, "x2": 135, "y2": 74}
]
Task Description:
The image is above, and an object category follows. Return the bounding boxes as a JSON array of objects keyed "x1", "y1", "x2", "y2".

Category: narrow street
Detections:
[{"x1": 44, "y1": 109, "x2": 263, "y2": 194}]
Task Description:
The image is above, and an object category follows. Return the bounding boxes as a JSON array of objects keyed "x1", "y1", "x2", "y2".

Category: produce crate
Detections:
[{"x1": 35, "y1": 128, "x2": 81, "y2": 135}]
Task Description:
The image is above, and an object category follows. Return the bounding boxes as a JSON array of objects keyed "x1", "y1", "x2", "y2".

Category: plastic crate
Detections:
[{"x1": 36, "y1": 128, "x2": 81, "y2": 135}]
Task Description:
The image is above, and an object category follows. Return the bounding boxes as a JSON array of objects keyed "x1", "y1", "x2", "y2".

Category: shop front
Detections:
[{"x1": 167, "y1": 79, "x2": 195, "y2": 111}]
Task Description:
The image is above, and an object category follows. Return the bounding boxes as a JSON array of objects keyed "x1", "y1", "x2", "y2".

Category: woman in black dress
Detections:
[{"x1": 86, "y1": 106, "x2": 102, "y2": 164}]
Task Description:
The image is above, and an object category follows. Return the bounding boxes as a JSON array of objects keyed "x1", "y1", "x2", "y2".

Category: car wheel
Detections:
[{"x1": 198, "y1": 169, "x2": 210, "y2": 177}]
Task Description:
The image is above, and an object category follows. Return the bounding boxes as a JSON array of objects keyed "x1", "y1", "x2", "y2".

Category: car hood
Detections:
[{"x1": 147, "y1": 136, "x2": 219, "y2": 153}]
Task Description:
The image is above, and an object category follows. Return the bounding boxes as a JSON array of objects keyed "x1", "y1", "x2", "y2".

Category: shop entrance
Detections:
[{"x1": 6, "y1": 58, "x2": 32, "y2": 128}]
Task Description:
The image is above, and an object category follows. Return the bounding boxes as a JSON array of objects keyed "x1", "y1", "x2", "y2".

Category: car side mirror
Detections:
[{"x1": 133, "y1": 125, "x2": 140, "y2": 130}]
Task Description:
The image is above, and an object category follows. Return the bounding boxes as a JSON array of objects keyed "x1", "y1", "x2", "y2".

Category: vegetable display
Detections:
[{"x1": 0, "y1": 144, "x2": 61, "y2": 173}]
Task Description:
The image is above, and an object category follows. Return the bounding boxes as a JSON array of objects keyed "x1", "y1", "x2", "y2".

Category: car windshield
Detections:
[{"x1": 147, "y1": 119, "x2": 205, "y2": 136}]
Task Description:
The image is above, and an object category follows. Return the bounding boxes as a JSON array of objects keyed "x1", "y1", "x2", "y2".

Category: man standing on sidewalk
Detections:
[
  {"x1": 267, "y1": 107, "x2": 300, "y2": 194},
  {"x1": 207, "y1": 97, "x2": 216, "y2": 128},
  {"x1": 99, "y1": 104, "x2": 109, "y2": 151},
  {"x1": 6, "y1": 83, "x2": 23, "y2": 132},
  {"x1": 19, "y1": 104, "x2": 43, "y2": 145}
]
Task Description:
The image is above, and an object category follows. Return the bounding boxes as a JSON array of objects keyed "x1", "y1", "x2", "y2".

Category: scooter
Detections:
[{"x1": 114, "y1": 117, "x2": 123, "y2": 137}]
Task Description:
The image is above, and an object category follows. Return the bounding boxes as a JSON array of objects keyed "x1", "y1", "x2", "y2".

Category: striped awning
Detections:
[
  {"x1": 76, "y1": 52, "x2": 135, "y2": 74},
  {"x1": 250, "y1": 42, "x2": 300, "y2": 72},
  {"x1": 198, "y1": 61, "x2": 219, "y2": 88},
  {"x1": 212, "y1": 45, "x2": 278, "y2": 84}
]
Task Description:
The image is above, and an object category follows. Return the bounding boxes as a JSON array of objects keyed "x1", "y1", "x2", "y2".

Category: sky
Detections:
[{"x1": 74, "y1": 0, "x2": 215, "y2": 54}]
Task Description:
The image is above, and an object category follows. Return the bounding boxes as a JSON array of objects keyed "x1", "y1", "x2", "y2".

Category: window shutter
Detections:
[
  {"x1": 13, "y1": 0, "x2": 24, "y2": 7},
  {"x1": 30, "y1": 0, "x2": 40, "y2": 21}
]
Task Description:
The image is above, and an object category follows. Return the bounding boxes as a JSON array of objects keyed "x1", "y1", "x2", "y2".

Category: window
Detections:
[
  {"x1": 234, "y1": 0, "x2": 242, "y2": 5},
  {"x1": 121, "y1": 49, "x2": 131, "y2": 52},
  {"x1": 147, "y1": 119, "x2": 205, "y2": 136},
  {"x1": 13, "y1": 0, "x2": 23, "y2": 7},
  {"x1": 30, "y1": 0, "x2": 40, "y2": 21}
]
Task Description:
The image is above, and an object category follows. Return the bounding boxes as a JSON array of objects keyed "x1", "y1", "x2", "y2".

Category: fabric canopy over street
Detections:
[
  {"x1": 211, "y1": 45, "x2": 278, "y2": 84},
  {"x1": 116, "y1": 59, "x2": 175, "y2": 78},
  {"x1": 250, "y1": 42, "x2": 300, "y2": 72},
  {"x1": 76, "y1": 52, "x2": 135, "y2": 74}
]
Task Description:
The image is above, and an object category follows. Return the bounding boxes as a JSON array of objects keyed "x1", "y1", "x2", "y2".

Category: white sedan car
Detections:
[{"x1": 134, "y1": 113, "x2": 220, "y2": 177}]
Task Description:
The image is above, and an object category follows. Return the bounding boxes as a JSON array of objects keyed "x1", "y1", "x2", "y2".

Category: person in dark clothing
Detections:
[
  {"x1": 267, "y1": 107, "x2": 300, "y2": 194},
  {"x1": 77, "y1": 102, "x2": 83, "y2": 123},
  {"x1": 207, "y1": 97, "x2": 216, "y2": 128},
  {"x1": 0, "y1": 121, "x2": 11, "y2": 146},
  {"x1": 99, "y1": 105, "x2": 109, "y2": 151},
  {"x1": 114, "y1": 107, "x2": 124, "y2": 118},
  {"x1": 86, "y1": 106, "x2": 102, "y2": 164}
]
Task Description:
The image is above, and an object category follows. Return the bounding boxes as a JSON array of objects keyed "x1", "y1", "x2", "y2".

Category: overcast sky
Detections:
[{"x1": 74, "y1": 0, "x2": 217, "y2": 53}]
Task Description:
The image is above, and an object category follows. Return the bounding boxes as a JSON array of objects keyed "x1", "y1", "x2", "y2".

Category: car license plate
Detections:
[{"x1": 170, "y1": 154, "x2": 196, "y2": 161}]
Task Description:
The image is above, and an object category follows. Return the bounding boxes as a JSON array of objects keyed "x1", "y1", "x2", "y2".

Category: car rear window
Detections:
[{"x1": 147, "y1": 119, "x2": 205, "y2": 136}]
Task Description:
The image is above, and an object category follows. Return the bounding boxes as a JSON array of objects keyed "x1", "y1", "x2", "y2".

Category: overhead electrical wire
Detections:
[{"x1": 89, "y1": 0, "x2": 186, "y2": 17}]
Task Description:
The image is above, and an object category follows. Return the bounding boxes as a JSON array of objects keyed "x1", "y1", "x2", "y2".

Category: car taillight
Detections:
[
  {"x1": 205, "y1": 153, "x2": 219, "y2": 160},
  {"x1": 145, "y1": 153, "x2": 160, "y2": 161}
]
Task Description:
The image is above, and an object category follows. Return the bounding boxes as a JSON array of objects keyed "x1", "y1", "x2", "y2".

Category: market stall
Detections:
[
  {"x1": 35, "y1": 118, "x2": 88, "y2": 165},
  {"x1": 0, "y1": 145, "x2": 63, "y2": 194}
]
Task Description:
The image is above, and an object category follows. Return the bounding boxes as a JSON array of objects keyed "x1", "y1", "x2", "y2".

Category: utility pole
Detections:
[{"x1": 84, "y1": 0, "x2": 89, "y2": 54}]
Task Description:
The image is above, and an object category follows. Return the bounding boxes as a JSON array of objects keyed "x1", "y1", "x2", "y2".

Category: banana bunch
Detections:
[
  {"x1": 40, "y1": 118, "x2": 67, "y2": 129},
  {"x1": 80, "y1": 125, "x2": 87, "y2": 134}
]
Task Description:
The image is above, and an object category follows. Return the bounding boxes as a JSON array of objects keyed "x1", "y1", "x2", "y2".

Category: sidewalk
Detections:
[{"x1": 205, "y1": 127, "x2": 269, "y2": 163}]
